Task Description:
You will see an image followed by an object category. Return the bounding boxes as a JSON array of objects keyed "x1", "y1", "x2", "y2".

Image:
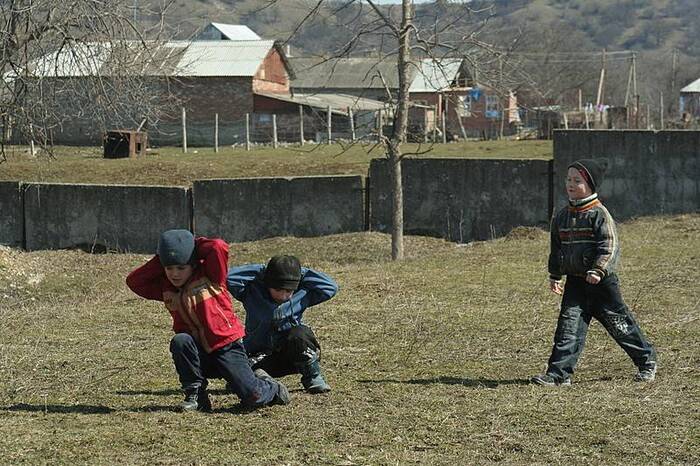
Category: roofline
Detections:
[{"x1": 273, "y1": 41, "x2": 296, "y2": 80}]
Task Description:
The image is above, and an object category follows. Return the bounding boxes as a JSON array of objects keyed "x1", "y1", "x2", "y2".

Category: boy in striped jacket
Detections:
[{"x1": 531, "y1": 159, "x2": 657, "y2": 386}]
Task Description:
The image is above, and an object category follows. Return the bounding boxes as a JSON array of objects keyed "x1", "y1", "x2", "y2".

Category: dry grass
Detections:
[
  {"x1": 0, "y1": 214, "x2": 698, "y2": 465},
  {"x1": 0, "y1": 140, "x2": 552, "y2": 186}
]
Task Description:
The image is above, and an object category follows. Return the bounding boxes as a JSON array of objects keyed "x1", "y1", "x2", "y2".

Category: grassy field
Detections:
[
  {"x1": 0, "y1": 140, "x2": 552, "y2": 185},
  {"x1": 0, "y1": 214, "x2": 698, "y2": 465}
]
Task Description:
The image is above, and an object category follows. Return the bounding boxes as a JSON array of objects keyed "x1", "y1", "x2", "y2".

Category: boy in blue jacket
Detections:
[{"x1": 227, "y1": 255, "x2": 338, "y2": 393}]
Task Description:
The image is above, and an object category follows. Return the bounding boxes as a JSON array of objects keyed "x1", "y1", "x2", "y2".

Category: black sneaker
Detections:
[
  {"x1": 530, "y1": 373, "x2": 572, "y2": 386},
  {"x1": 634, "y1": 363, "x2": 657, "y2": 382},
  {"x1": 180, "y1": 388, "x2": 212, "y2": 412}
]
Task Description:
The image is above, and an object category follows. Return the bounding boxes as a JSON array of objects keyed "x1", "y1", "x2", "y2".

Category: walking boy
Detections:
[
  {"x1": 532, "y1": 159, "x2": 657, "y2": 386},
  {"x1": 126, "y1": 229, "x2": 290, "y2": 411},
  {"x1": 227, "y1": 255, "x2": 338, "y2": 394}
]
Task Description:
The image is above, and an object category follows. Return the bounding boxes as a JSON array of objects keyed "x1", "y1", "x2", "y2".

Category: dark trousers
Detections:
[
  {"x1": 547, "y1": 274, "x2": 657, "y2": 380},
  {"x1": 252, "y1": 325, "x2": 321, "y2": 378},
  {"x1": 169, "y1": 333, "x2": 279, "y2": 407}
]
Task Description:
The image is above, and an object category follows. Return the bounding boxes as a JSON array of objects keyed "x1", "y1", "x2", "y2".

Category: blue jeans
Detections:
[
  {"x1": 169, "y1": 333, "x2": 280, "y2": 407},
  {"x1": 547, "y1": 274, "x2": 657, "y2": 380}
]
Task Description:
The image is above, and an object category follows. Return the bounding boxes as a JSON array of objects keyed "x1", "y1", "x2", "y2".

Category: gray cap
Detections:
[{"x1": 157, "y1": 229, "x2": 195, "y2": 266}]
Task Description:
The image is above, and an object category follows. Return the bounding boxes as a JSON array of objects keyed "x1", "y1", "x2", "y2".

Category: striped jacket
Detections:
[
  {"x1": 126, "y1": 237, "x2": 245, "y2": 353},
  {"x1": 548, "y1": 194, "x2": 620, "y2": 281}
]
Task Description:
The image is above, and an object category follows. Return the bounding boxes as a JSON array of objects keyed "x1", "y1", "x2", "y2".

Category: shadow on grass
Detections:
[
  {"x1": 358, "y1": 376, "x2": 531, "y2": 388},
  {"x1": 116, "y1": 388, "x2": 229, "y2": 396},
  {"x1": 4, "y1": 403, "x2": 113, "y2": 414}
]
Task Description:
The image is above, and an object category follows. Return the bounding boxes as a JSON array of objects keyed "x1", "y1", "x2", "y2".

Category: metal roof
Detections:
[
  {"x1": 289, "y1": 56, "x2": 466, "y2": 93},
  {"x1": 409, "y1": 59, "x2": 463, "y2": 92},
  {"x1": 257, "y1": 91, "x2": 387, "y2": 113},
  {"x1": 20, "y1": 40, "x2": 278, "y2": 78},
  {"x1": 172, "y1": 41, "x2": 275, "y2": 76},
  {"x1": 205, "y1": 23, "x2": 261, "y2": 41},
  {"x1": 289, "y1": 57, "x2": 401, "y2": 89},
  {"x1": 681, "y1": 77, "x2": 700, "y2": 93}
]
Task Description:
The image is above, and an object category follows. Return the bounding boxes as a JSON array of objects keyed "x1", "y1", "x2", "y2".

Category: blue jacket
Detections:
[{"x1": 226, "y1": 264, "x2": 338, "y2": 355}]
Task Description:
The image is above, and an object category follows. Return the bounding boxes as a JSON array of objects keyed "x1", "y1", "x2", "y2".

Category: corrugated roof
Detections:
[
  {"x1": 20, "y1": 40, "x2": 278, "y2": 78},
  {"x1": 172, "y1": 41, "x2": 275, "y2": 76},
  {"x1": 681, "y1": 77, "x2": 700, "y2": 93},
  {"x1": 409, "y1": 59, "x2": 463, "y2": 92},
  {"x1": 290, "y1": 56, "x2": 467, "y2": 93},
  {"x1": 208, "y1": 23, "x2": 261, "y2": 41},
  {"x1": 257, "y1": 91, "x2": 387, "y2": 112},
  {"x1": 289, "y1": 57, "x2": 401, "y2": 89}
]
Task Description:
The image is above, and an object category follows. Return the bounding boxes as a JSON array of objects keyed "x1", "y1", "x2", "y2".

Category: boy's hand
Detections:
[
  {"x1": 586, "y1": 271, "x2": 602, "y2": 285},
  {"x1": 549, "y1": 279, "x2": 563, "y2": 295}
]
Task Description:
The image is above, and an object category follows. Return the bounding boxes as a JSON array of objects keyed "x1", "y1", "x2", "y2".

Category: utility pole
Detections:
[
  {"x1": 671, "y1": 49, "x2": 678, "y2": 118},
  {"x1": 596, "y1": 49, "x2": 606, "y2": 107}
]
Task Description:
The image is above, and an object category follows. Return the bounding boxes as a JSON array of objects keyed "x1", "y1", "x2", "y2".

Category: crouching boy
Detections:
[
  {"x1": 227, "y1": 255, "x2": 338, "y2": 394},
  {"x1": 532, "y1": 159, "x2": 657, "y2": 386},
  {"x1": 126, "y1": 229, "x2": 290, "y2": 411}
]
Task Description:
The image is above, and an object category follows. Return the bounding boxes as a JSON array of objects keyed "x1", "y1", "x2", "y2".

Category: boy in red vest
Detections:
[{"x1": 126, "y1": 229, "x2": 289, "y2": 411}]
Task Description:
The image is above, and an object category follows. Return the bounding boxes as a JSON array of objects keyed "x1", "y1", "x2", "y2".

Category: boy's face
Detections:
[
  {"x1": 164, "y1": 264, "x2": 194, "y2": 288},
  {"x1": 268, "y1": 287, "x2": 295, "y2": 304},
  {"x1": 566, "y1": 167, "x2": 593, "y2": 200}
]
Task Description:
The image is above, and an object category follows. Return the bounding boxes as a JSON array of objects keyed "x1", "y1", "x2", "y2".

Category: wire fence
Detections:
[{"x1": 150, "y1": 108, "x2": 384, "y2": 149}]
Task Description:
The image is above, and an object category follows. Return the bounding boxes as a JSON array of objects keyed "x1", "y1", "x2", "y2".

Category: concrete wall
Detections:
[
  {"x1": 553, "y1": 130, "x2": 700, "y2": 219},
  {"x1": 23, "y1": 183, "x2": 190, "y2": 253},
  {"x1": 193, "y1": 176, "x2": 366, "y2": 243},
  {"x1": 369, "y1": 158, "x2": 551, "y2": 243},
  {"x1": 0, "y1": 182, "x2": 23, "y2": 247}
]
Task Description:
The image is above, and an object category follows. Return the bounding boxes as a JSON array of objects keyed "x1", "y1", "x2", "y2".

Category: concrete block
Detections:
[
  {"x1": 0, "y1": 181, "x2": 23, "y2": 247},
  {"x1": 553, "y1": 130, "x2": 700, "y2": 219},
  {"x1": 193, "y1": 176, "x2": 365, "y2": 242},
  {"x1": 23, "y1": 183, "x2": 190, "y2": 252},
  {"x1": 370, "y1": 158, "x2": 550, "y2": 243}
]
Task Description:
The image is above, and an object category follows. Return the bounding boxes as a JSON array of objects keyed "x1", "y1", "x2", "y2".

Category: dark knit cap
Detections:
[
  {"x1": 264, "y1": 255, "x2": 302, "y2": 290},
  {"x1": 569, "y1": 158, "x2": 605, "y2": 192},
  {"x1": 157, "y1": 229, "x2": 196, "y2": 266}
]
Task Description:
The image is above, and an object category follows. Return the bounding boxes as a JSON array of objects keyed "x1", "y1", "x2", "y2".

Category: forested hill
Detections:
[
  {"x1": 157, "y1": 0, "x2": 698, "y2": 58},
  {"x1": 146, "y1": 0, "x2": 699, "y2": 108}
]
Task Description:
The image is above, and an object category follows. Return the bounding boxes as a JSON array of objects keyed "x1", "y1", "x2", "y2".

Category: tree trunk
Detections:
[
  {"x1": 389, "y1": 142, "x2": 404, "y2": 260},
  {"x1": 387, "y1": 0, "x2": 413, "y2": 261}
]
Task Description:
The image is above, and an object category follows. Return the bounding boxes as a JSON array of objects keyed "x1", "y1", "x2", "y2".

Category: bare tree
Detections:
[
  {"x1": 276, "y1": 0, "x2": 504, "y2": 260},
  {"x1": 0, "y1": 0, "x2": 177, "y2": 157}
]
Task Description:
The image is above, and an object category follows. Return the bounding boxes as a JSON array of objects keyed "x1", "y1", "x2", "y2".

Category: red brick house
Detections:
[{"x1": 19, "y1": 39, "x2": 296, "y2": 145}]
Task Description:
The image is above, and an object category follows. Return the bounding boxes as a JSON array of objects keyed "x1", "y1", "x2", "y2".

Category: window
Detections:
[
  {"x1": 485, "y1": 95, "x2": 500, "y2": 118},
  {"x1": 458, "y1": 95, "x2": 471, "y2": 117}
]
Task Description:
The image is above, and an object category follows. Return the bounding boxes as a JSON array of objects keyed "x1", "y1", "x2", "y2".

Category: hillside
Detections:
[{"x1": 142, "y1": 0, "x2": 700, "y2": 111}]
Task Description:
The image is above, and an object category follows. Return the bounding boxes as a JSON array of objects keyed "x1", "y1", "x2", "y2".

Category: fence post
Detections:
[
  {"x1": 348, "y1": 107, "x2": 355, "y2": 142},
  {"x1": 29, "y1": 123, "x2": 36, "y2": 157},
  {"x1": 299, "y1": 105, "x2": 304, "y2": 146},
  {"x1": 273, "y1": 114, "x2": 278, "y2": 149},
  {"x1": 432, "y1": 105, "x2": 437, "y2": 141},
  {"x1": 441, "y1": 110, "x2": 447, "y2": 144},
  {"x1": 327, "y1": 105, "x2": 332, "y2": 145},
  {"x1": 182, "y1": 107, "x2": 187, "y2": 153},
  {"x1": 245, "y1": 113, "x2": 251, "y2": 151},
  {"x1": 214, "y1": 113, "x2": 219, "y2": 153}
]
